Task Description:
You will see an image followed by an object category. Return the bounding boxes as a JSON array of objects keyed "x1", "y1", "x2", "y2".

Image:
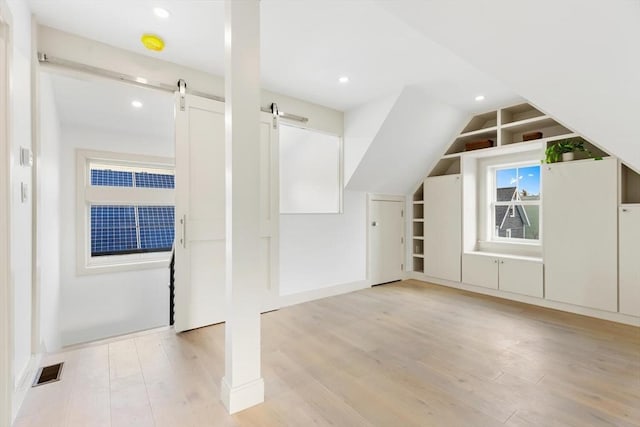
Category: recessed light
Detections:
[
  {"x1": 338, "y1": 76, "x2": 350, "y2": 84},
  {"x1": 153, "y1": 7, "x2": 170, "y2": 19},
  {"x1": 475, "y1": 95, "x2": 485, "y2": 101},
  {"x1": 131, "y1": 100, "x2": 143, "y2": 109}
]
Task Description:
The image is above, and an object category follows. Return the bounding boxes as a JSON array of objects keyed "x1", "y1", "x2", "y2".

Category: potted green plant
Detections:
[{"x1": 544, "y1": 137, "x2": 603, "y2": 163}]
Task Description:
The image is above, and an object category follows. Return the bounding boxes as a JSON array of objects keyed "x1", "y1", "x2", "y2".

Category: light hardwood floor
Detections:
[{"x1": 13, "y1": 280, "x2": 640, "y2": 427}]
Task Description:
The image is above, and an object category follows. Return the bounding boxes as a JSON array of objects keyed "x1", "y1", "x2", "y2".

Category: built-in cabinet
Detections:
[
  {"x1": 410, "y1": 101, "x2": 640, "y2": 324},
  {"x1": 543, "y1": 158, "x2": 618, "y2": 312},
  {"x1": 462, "y1": 253, "x2": 543, "y2": 297},
  {"x1": 423, "y1": 175, "x2": 461, "y2": 282},
  {"x1": 619, "y1": 206, "x2": 640, "y2": 317}
]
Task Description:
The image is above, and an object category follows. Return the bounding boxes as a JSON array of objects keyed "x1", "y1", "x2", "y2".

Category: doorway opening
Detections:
[{"x1": 35, "y1": 70, "x2": 175, "y2": 349}]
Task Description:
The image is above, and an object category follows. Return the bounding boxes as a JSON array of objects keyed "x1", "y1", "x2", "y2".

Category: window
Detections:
[
  {"x1": 279, "y1": 124, "x2": 342, "y2": 214},
  {"x1": 77, "y1": 150, "x2": 175, "y2": 273},
  {"x1": 491, "y1": 164, "x2": 541, "y2": 242}
]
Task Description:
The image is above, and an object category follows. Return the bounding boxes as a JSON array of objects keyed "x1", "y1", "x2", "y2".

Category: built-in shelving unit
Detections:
[
  {"x1": 406, "y1": 100, "x2": 639, "y2": 324},
  {"x1": 434, "y1": 102, "x2": 582, "y2": 172},
  {"x1": 412, "y1": 183, "x2": 425, "y2": 272},
  {"x1": 621, "y1": 163, "x2": 640, "y2": 204},
  {"x1": 429, "y1": 157, "x2": 461, "y2": 177},
  {"x1": 544, "y1": 137, "x2": 610, "y2": 162}
]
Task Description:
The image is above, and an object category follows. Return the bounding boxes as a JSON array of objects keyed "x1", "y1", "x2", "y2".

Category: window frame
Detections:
[
  {"x1": 488, "y1": 161, "x2": 542, "y2": 245},
  {"x1": 76, "y1": 149, "x2": 175, "y2": 275}
]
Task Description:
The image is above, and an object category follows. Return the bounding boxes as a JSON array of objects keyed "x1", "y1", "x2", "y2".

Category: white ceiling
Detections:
[
  {"x1": 28, "y1": 0, "x2": 520, "y2": 112},
  {"x1": 46, "y1": 71, "x2": 175, "y2": 138}
]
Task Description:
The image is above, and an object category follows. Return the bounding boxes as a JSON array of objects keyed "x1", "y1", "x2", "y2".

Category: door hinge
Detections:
[
  {"x1": 401, "y1": 263, "x2": 404, "y2": 271},
  {"x1": 401, "y1": 237, "x2": 404, "y2": 244},
  {"x1": 401, "y1": 209, "x2": 404, "y2": 218},
  {"x1": 177, "y1": 79, "x2": 187, "y2": 111}
]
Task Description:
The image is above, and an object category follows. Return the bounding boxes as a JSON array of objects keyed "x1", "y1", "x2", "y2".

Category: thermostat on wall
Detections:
[{"x1": 20, "y1": 147, "x2": 32, "y2": 167}]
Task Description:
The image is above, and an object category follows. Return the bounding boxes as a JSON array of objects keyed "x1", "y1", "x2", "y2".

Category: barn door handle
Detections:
[{"x1": 179, "y1": 215, "x2": 186, "y2": 248}]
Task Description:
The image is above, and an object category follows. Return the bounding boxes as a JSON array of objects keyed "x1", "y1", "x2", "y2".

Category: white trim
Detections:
[
  {"x1": 220, "y1": 376, "x2": 265, "y2": 415},
  {"x1": 75, "y1": 149, "x2": 175, "y2": 275},
  {"x1": 407, "y1": 273, "x2": 640, "y2": 327},
  {"x1": 0, "y1": 4, "x2": 13, "y2": 426},
  {"x1": 11, "y1": 354, "x2": 40, "y2": 418},
  {"x1": 279, "y1": 280, "x2": 371, "y2": 307}
]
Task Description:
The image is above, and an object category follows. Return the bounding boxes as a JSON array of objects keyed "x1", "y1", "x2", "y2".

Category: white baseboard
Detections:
[
  {"x1": 279, "y1": 280, "x2": 371, "y2": 307},
  {"x1": 12, "y1": 353, "x2": 41, "y2": 421},
  {"x1": 407, "y1": 272, "x2": 640, "y2": 327},
  {"x1": 220, "y1": 376, "x2": 265, "y2": 414}
]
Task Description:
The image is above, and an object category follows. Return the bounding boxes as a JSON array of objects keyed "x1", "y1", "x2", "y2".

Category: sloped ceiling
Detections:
[
  {"x1": 346, "y1": 86, "x2": 469, "y2": 194},
  {"x1": 379, "y1": 0, "x2": 640, "y2": 171}
]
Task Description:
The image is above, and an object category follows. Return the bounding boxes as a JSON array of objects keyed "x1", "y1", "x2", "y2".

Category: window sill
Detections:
[
  {"x1": 78, "y1": 253, "x2": 171, "y2": 276},
  {"x1": 476, "y1": 240, "x2": 542, "y2": 259}
]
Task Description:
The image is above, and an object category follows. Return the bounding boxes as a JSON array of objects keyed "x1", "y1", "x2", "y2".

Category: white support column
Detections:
[{"x1": 220, "y1": 0, "x2": 265, "y2": 415}]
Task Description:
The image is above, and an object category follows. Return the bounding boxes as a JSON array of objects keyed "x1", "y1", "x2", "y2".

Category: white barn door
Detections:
[{"x1": 174, "y1": 93, "x2": 278, "y2": 333}]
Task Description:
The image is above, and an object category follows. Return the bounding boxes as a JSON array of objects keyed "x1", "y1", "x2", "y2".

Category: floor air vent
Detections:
[{"x1": 33, "y1": 362, "x2": 64, "y2": 387}]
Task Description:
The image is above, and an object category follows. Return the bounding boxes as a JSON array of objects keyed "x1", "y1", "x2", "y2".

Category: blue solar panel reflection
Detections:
[
  {"x1": 91, "y1": 169, "x2": 133, "y2": 187},
  {"x1": 91, "y1": 206, "x2": 137, "y2": 255},
  {"x1": 89, "y1": 169, "x2": 175, "y2": 256},
  {"x1": 135, "y1": 172, "x2": 175, "y2": 189},
  {"x1": 139, "y1": 206, "x2": 175, "y2": 250}
]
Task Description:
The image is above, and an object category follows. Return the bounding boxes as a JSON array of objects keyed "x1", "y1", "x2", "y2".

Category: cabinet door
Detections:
[
  {"x1": 499, "y1": 259, "x2": 543, "y2": 298},
  {"x1": 620, "y1": 206, "x2": 640, "y2": 317},
  {"x1": 424, "y1": 175, "x2": 461, "y2": 281},
  {"x1": 462, "y1": 254, "x2": 498, "y2": 289},
  {"x1": 543, "y1": 158, "x2": 617, "y2": 312}
]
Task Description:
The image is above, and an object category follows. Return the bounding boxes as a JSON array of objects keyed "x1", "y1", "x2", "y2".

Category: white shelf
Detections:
[
  {"x1": 458, "y1": 126, "x2": 498, "y2": 139},
  {"x1": 412, "y1": 254, "x2": 425, "y2": 258},
  {"x1": 500, "y1": 115, "x2": 551, "y2": 131},
  {"x1": 413, "y1": 219, "x2": 424, "y2": 222},
  {"x1": 412, "y1": 236, "x2": 424, "y2": 240},
  {"x1": 412, "y1": 201, "x2": 424, "y2": 205}
]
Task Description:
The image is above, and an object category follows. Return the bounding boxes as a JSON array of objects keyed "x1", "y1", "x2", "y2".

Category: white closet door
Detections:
[
  {"x1": 543, "y1": 158, "x2": 617, "y2": 312},
  {"x1": 174, "y1": 94, "x2": 279, "y2": 332},
  {"x1": 370, "y1": 199, "x2": 404, "y2": 285},
  {"x1": 462, "y1": 253, "x2": 498, "y2": 289},
  {"x1": 619, "y1": 206, "x2": 640, "y2": 317},
  {"x1": 174, "y1": 94, "x2": 226, "y2": 332},
  {"x1": 423, "y1": 175, "x2": 461, "y2": 282}
]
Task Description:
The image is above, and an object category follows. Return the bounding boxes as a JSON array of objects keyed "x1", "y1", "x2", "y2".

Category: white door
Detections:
[
  {"x1": 423, "y1": 175, "x2": 461, "y2": 282},
  {"x1": 619, "y1": 206, "x2": 640, "y2": 317},
  {"x1": 174, "y1": 93, "x2": 279, "y2": 332},
  {"x1": 499, "y1": 258, "x2": 543, "y2": 298},
  {"x1": 370, "y1": 198, "x2": 404, "y2": 285},
  {"x1": 174, "y1": 94, "x2": 226, "y2": 332}
]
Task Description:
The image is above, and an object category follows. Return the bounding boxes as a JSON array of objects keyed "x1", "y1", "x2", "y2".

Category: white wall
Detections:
[
  {"x1": 6, "y1": 0, "x2": 33, "y2": 403},
  {"x1": 57, "y1": 126, "x2": 174, "y2": 346},
  {"x1": 36, "y1": 73, "x2": 61, "y2": 352},
  {"x1": 279, "y1": 191, "x2": 367, "y2": 296},
  {"x1": 344, "y1": 89, "x2": 401, "y2": 184},
  {"x1": 347, "y1": 85, "x2": 468, "y2": 195}
]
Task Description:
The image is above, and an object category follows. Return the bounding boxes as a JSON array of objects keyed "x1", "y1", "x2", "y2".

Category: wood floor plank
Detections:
[{"x1": 14, "y1": 279, "x2": 640, "y2": 427}]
